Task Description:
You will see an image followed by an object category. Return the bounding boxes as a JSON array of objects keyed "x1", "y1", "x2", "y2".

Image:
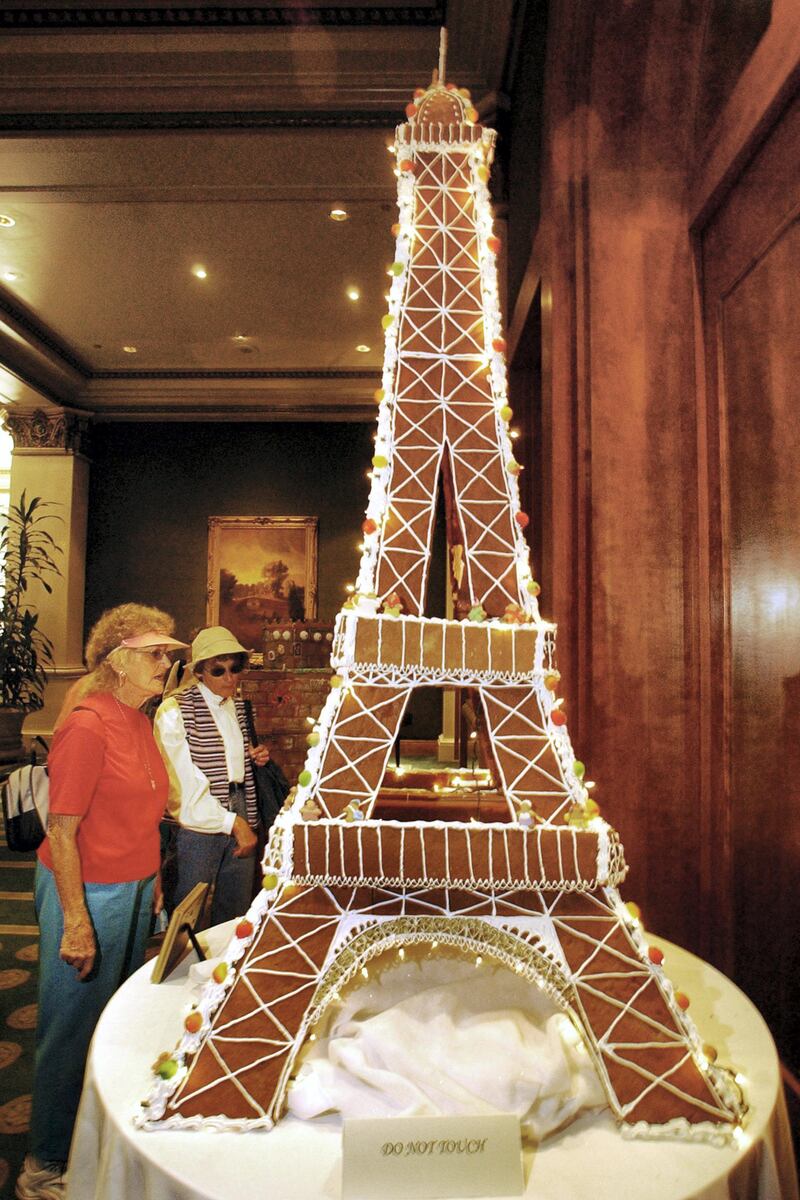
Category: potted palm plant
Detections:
[{"x1": 0, "y1": 491, "x2": 62, "y2": 763}]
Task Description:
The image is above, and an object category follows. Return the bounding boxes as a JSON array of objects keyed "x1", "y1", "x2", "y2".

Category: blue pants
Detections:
[
  {"x1": 173, "y1": 788, "x2": 255, "y2": 926},
  {"x1": 30, "y1": 862, "x2": 154, "y2": 1167}
]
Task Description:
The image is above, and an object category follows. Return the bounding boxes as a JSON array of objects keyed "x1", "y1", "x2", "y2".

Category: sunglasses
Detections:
[{"x1": 206, "y1": 663, "x2": 245, "y2": 678}]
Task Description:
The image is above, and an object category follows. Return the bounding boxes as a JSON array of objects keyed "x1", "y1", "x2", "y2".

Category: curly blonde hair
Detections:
[{"x1": 77, "y1": 603, "x2": 177, "y2": 698}]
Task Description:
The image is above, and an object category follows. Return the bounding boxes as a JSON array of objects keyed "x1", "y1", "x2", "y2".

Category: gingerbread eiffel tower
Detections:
[{"x1": 143, "y1": 45, "x2": 744, "y2": 1141}]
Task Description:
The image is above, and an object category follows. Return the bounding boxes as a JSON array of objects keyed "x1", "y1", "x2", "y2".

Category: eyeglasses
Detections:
[
  {"x1": 207, "y1": 663, "x2": 245, "y2": 678},
  {"x1": 130, "y1": 648, "x2": 174, "y2": 662}
]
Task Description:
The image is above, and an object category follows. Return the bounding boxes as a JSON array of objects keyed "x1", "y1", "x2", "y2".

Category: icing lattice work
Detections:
[{"x1": 141, "y1": 66, "x2": 745, "y2": 1142}]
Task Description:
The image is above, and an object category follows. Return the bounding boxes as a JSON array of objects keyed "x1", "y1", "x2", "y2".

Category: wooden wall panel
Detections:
[
  {"x1": 532, "y1": 1, "x2": 710, "y2": 952},
  {"x1": 517, "y1": 0, "x2": 800, "y2": 1067},
  {"x1": 700, "y1": 91, "x2": 800, "y2": 1064}
]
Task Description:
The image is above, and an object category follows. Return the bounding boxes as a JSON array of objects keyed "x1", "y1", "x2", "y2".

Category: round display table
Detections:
[{"x1": 66, "y1": 926, "x2": 798, "y2": 1200}]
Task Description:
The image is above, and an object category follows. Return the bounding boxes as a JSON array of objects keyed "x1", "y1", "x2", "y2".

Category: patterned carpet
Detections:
[{"x1": 0, "y1": 839, "x2": 38, "y2": 1200}]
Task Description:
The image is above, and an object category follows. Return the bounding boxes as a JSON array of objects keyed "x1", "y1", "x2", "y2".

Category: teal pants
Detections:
[{"x1": 30, "y1": 862, "x2": 154, "y2": 1167}]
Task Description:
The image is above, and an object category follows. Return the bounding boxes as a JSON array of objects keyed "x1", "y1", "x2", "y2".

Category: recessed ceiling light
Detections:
[
  {"x1": 0, "y1": 215, "x2": 15, "y2": 228},
  {"x1": 3, "y1": 271, "x2": 18, "y2": 282},
  {"x1": 122, "y1": 345, "x2": 138, "y2": 354},
  {"x1": 231, "y1": 333, "x2": 248, "y2": 342},
  {"x1": 192, "y1": 265, "x2": 208, "y2": 279},
  {"x1": 355, "y1": 344, "x2": 371, "y2": 353},
  {"x1": 346, "y1": 288, "x2": 361, "y2": 302},
  {"x1": 329, "y1": 208, "x2": 349, "y2": 222}
]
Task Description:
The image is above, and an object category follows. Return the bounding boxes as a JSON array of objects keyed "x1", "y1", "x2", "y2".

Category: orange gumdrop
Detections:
[
  {"x1": 399, "y1": 160, "x2": 415, "y2": 174},
  {"x1": 551, "y1": 709, "x2": 567, "y2": 727},
  {"x1": 362, "y1": 518, "x2": 378, "y2": 535},
  {"x1": 236, "y1": 919, "x2": 254, "y2": 940},
  {"x1": 405, "y1": 103, "x2": 418, "y2": 119},
  {"x1": 492, "y1": 337, "x2": 507, "y2": 353},
  {"x1": 675, "y1": 991, "x2": 690, "y2": 1011},
  {"x1": 486, "y1": 235, "x2": 502, "y2": 254},
  {"x1": 648, "y1": 945, "x2": 664, "y2": 966},
  {"x1": 515, "y1": 511, "x2": 530, "y2": 529},
  {"x1": 184, "y1": 1011, "x2": 203, "y2": 1034}
]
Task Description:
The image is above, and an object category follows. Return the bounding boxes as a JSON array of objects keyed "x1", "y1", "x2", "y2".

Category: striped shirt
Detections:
[{"x1": 176, "y1": 685, "x2": 258, "y2": 827}]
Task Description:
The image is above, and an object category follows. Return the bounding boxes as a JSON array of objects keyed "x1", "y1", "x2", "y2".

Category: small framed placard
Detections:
[
  {"x1": 342, "y1": 1113, "x2": 524, "y2": 1200},
  {"x1": 150, "y1": 882, "x2": 209, "y2": 984}
]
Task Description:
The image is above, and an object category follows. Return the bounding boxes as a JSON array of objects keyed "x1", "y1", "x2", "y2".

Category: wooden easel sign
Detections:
[{"x1": 150, "y1": 882, "x2": 209, "y2": 984}]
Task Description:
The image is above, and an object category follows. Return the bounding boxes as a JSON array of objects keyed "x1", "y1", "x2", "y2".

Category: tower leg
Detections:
[
  {"x1": 375, "y1": 400, "x2": 444, "y2": 614},
  {"x1": 548, "y1": 889, "x2": 736, "y2": 1127},
  {"x1": 313, "y1": 684, "x2": 412, "y2": 818},
  {"x1": 165, "y1": 884, "x2": 348, "y2": 1124},
  {"x1": 446, "y1": 394, "x2": 521, "y2": 616},
  {"x1": 478, "y1": 684, "x2": 574, "y2": 822}
]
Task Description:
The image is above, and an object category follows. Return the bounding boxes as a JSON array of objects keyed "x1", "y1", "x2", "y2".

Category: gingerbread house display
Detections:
[{"x1": 141, "y1": 47, "x2": 745, "y2": 1143}]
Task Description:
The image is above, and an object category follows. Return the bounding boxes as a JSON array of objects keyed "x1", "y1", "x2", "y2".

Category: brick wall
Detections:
[{"x1": 240, "y1": 623, "x2": 335, "y2": 785}]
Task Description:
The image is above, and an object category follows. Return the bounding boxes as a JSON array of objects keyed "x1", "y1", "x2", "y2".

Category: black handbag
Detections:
[
  {"x1": 1, "y1": 762, "x2": 49, "y2": 852},
  {"x1": 243, "y1": 701, "x2": 291, "y2": 831}
]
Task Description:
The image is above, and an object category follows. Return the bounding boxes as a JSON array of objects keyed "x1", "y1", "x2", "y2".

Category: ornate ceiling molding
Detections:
[
  {"x1": 0, "y1": 292, "x2": 91, "y2": 379},
  {"x1": 91, "y1": 368, "x2": 379, "y2": 381},
  {"x1": 0, "y1": 4, "x2": 445, "y2": 32},
  {"x1": 90, "y1": 403, "x2": 375, "y2": 421},
  {"x1": 0, "y1": 111, "x2": 398, "y2": 133}
]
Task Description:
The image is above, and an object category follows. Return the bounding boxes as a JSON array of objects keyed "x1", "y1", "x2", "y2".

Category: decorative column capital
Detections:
[{"x1": 3, "y1": 407, "x2": 91, "y2": 456}]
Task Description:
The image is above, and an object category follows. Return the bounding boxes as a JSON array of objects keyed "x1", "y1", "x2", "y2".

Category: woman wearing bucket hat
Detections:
[
  {"x1": 153, "y1": 626, "x2": 269, "y2": 927},
  {"x1": 18, "y1": 604, "x2": 187, "y2": 1200}
]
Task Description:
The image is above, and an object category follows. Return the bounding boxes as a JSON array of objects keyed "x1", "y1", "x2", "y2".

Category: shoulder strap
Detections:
[{"x1": 241, "y1": 698, "x2": 258, "y2": 747}]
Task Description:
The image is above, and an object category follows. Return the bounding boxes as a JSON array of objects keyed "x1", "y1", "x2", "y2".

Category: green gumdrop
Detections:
[
  {"x1": 330, "y1": 674, "x2": 344, "y2": 688},
  {"x1": 298, "y1": 769, "x2": 313, "y2": 787},
  {"x1": 468, "y1": 605, "x2": 486, "y2": 622},
  {"x1": 389, "y1": 261, "x2": 404, "y2": 276},
  {"x1": 573, "y1": 760, "x2": 586, "y2": 779},
  {"x1": 158, "y1": 1059, "x2": 178, "y2": 1080},
  {"x1": 262, "y1": 871, "x2": 279, "y2": 891},
  {"x1": 307, "y1": 732, "x2": 320, "y2": 747}
]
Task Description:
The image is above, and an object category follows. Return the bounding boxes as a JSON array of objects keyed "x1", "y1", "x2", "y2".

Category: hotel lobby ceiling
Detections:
[{"x1": 0, "y1": 0, "x2": 516, "y2": 422}]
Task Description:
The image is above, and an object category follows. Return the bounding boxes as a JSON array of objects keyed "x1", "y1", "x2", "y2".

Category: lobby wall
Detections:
[
  {"x1": 85, "y1": 419, "x2": 445, "y2": 738},
  {"x1": 85, "y1": 421, "x2": 374, "y2": 637}
]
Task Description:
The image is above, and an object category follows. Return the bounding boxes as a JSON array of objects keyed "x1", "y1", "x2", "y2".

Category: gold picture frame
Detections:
[{"x1": 206, "y1": 515, "x2": 319, "y2": 652}]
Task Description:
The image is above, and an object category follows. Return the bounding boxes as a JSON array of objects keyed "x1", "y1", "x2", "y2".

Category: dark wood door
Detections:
[{"x1": 701, "y1": 90, "x2": 800, "y2": 1067}]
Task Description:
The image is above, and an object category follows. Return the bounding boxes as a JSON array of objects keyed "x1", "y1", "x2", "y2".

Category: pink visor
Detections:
[{"x1": 118, "y1": 632, "x2": 189, "y2": 650}]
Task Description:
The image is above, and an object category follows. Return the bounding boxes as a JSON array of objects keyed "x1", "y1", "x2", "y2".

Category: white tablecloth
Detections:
[{"x1": 67, "y1": 927, "x2": 799, "y2": 1200}]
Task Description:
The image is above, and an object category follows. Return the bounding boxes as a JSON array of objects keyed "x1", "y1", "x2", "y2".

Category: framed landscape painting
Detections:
[{"x1": 206, "y1": 516, "x2": 318, "y2": 652}]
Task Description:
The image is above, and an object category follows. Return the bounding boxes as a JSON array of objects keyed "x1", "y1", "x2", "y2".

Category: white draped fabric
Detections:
[{"x1": 287, "y1": 953, "x2": 605, "y2": 1142}]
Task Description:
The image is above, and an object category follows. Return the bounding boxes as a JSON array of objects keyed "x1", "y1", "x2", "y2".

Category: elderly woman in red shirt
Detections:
[{"x1": 17, "y1": 604, "x2": 187, "y2": 1200}]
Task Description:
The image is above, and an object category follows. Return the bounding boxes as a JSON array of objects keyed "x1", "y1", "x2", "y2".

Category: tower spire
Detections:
[{"x1": 437, "y1": 25, "x2": 447, "y2": 85}]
